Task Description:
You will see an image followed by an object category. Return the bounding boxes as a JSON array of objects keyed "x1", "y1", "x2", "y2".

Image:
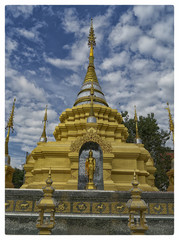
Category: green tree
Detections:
[
  {"x1": 121, "y1": 111, "x2": 172, "y2": 191},
  {"x1": 12, "y1": 168, "x2": 24, "y2": 188}
]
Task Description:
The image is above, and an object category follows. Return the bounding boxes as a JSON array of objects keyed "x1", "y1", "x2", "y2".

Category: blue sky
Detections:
[{"x1": 5, "y1": 5, "x2": 174, "y2": 168}]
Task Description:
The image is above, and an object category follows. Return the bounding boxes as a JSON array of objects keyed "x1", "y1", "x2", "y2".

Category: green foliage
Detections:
[
  {"x1": 121, "y1": 111, "x2": 172, "y2": 191},
  {"x1": 12, "y1": 168, "x2": 24, "y2": 188}
]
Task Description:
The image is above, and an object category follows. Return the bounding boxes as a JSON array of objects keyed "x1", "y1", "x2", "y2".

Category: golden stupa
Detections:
[{"x1": 21, "y1": 20, "x2": 158, "y2": 191}]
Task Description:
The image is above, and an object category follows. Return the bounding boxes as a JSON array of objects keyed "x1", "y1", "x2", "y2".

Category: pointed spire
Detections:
[
  {"x1": 132, "y1": 170, "x2": 139, "y2": 188},
  {"x1": 88, "y1": 18, "x2": 96, "y2": 57},
  {"x1": 165, "y1": 102, "x2": 174, "y2": 144},
  {"x1": 40, "y1": 105, "x2": 48, "y2": 142},
  {"x1": 5, "y1": 98, "x2": 16, "y2": 158},
  {"x1": 46, "y1": 168, "x2": 53, "y2": 186},
  {"x1": 73, "y1": 19, "x2": 108, "y2": 107},
  {"x1": 134, "y1": 106, "x2": 142, "y2": 144},
  {"x1": 84, "y1": 18, "x2": 97, "y2": 84}
]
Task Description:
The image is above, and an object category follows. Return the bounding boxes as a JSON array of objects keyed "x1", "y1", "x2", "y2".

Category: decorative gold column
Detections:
[
  {"x1": 134, "y1": 105, "x2": 142, "y2": 144},
  {"x1": 36, "y1": 169, "x2": 57, "y2": 234},
  {"x1": 39, "y1": 105, "x2": 48, "y2": 142},
  {"x1": 5, "y1": 98, "x2": 16, "y2": 188},
  {"x1": 165, "y1": 102, "x2": 174, "y2": 192},
  {"x1": 126, "y1": 170, "x2": 148, "y2": 235}
]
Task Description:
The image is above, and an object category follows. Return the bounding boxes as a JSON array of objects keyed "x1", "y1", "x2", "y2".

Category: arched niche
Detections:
[{"x1": 78, "y1": 141, "x2": 104, "y2": 190}]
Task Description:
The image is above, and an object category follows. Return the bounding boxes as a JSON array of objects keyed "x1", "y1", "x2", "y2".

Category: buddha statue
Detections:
[{"x1": 85, "y1": 150, "x2": 96, "y2": 190}]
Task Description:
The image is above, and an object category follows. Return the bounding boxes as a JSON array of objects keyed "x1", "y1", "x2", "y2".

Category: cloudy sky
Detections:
[{"x1": 4, "y1": 5, "x2": 174, "y2": 168}]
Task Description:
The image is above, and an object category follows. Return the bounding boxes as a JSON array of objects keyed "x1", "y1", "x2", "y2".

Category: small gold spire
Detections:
[
  {"x1": 46, "y1": 168, "x2": 53, "y2": 186},
  {"x1": 134, "y1": 105, "x2": 143, "y2": 145},
  {"x1": 5, "y1": 98, "x2": 16, "y2": 156},
  {"x1": 134, "y1": 106, "x2": 139, "y2": 139},
  {"x1": 88, "y1": 18, "x2": 96, "y2": 57},
  {"x1": 132, "y1": 170, "x2": 139, "y2": 188},
  {"x1": 40, "y1": 105, "x2": 48, "y2": 142},
  {"x1": 134, "y1": 106, "x2": 142, "y2": 144},
  {"x1": 165, "y1": 102, "x2": 174, "y2": 144}
]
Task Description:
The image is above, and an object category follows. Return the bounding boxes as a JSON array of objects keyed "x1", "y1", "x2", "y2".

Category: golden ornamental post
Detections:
[
  {"x1": 39, "y1": 105, "x2": 48, "y2": 142},
  {"x1": 5, "y1": 98, "x2": 16, "y2": 188},
  {"x1": 5, "y1": 98, "x2": 16, "y2": 164},
  {"x1": 165, "y1": 102, "x2": 174, "y2": 145},
  {"x1": 36, "y1": 169, "x2": 57, "y2": 234},
  {"x1": 165, "y1": 102, "x2": 174, "y2": 192},
  {"x1": 134, "y1": 105, "x2": 142, "y2": 144},
  {"x1": 126, "y1": 170, "x2": 148, "y2": 235}
]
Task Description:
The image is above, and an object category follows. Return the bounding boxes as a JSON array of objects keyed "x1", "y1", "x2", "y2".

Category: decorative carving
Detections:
[
  {"x1": 15, "y1": 200, "x2": 33, "y2": 212},
  {"x1": 92, "y1": 202, "x2": 109, "y2": 214},
  {"x1": 70, "y1": 129, "x2": 112, "y2": 153},
  {"x1": 114, "y1": 203, "x2": 127, "y2": 214},
  {"x1": 5, "y1": 200, "x2": 14, "y2": 212},
  {"x1": 73, "y1": 202, "x2": 90, "y2": 213},
  {"x1": 56, "y1": 201, "x2": 70, "y2": 213},
  {"x1": 149, "y1": 203, "x2": 167, "y2": 215}
]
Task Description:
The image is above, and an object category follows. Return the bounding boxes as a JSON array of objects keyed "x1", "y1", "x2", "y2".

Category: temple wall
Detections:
[{"x1": 5, "y1": 189, "x2": 174, "y2": 235}]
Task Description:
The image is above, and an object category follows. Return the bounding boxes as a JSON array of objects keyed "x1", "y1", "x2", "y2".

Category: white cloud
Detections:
[
  {"x1": 45, "y1": 56, "x2": 81, "y2": 71},
  {"x1": 109, "y1": 24, "x2": 141, "y2": 47},
  {"x1": 63, "y1": 73, "x2": 81, "y2": 86},
  {"x1": 6, "y1": 5, "x2": 34, "y2": 19},
  {"x1": 17, "y1": 28, "x2": 35, "y2": 40},
  {"x1": 100, "y1": 51, "x2": 130, "y2": 71},
  {"x1": 150, "y1": 17, "x2": 174, "y2": 43},
  {"x1": 60, "y1": 8, "x2": 80, "y2": 34},
  {"x1": 133, "y1": 6, "x2": 164, "y2": 26},
  {"x1": 6, "y1": 38, "x2": 18, "y2": 54},
  {"x1": 137, "y1": 36, "x2": 157, "y2": 55}
]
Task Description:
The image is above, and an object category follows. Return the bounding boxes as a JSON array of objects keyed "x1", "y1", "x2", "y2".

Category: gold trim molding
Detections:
[{"x1": 70, "y1": 128, "x2": 112, "y2": 153}]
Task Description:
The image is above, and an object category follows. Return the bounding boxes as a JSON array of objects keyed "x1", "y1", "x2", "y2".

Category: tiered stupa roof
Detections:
[{"x1": 74, "y1": 19, "x2": 108, "y2": 107}]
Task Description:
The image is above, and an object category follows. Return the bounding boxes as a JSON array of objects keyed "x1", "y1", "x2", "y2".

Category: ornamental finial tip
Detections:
[{"x1": 88, "y1": 18, "x2": 96, "y2": 49}]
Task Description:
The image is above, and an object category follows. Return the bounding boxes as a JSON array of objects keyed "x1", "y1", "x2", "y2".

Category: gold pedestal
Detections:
[
  {"x1": 86, "y1": 182, "x2": 97, "y2": 190},
  {"x1": 38, "y1": 228, "x2": 52, "y2": 235}
]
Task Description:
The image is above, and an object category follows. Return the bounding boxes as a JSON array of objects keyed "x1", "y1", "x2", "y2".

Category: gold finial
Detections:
[
  {"x1": 5, "y1": 98, "x2": 16, "y2": 156},
  {"x1": 165, "y1": 102, "x2": 174, "y2": 144},
  {"x1": 132, "y1": 170, "x2": 139, "y2": 188},
  {"x1": 134, "y1": 106, "x2": 142, "y2": 144},
  {"x1": 6, "y1": 98, "x2": 16, "y2": 131},
  {"x1": 40, "y1": 105, "x2": 48, "y2": 142},
  {"x1": 134, "y1": 106, "x2": 139, "y2": 139},
  {"x1": 46, "y1": 168, "x2": 53, "y2": 186},
  {"x1": 88, "y1": 18, "x2": 96, "y2": 48},
  {"x1": 88, "y1": 18, "x2": 96, "y2": 57}
]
